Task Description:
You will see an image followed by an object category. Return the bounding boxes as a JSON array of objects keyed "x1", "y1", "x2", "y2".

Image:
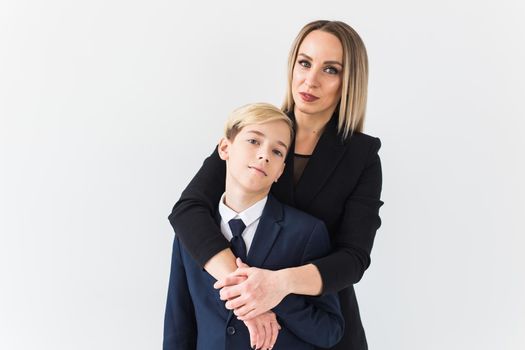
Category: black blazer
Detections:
[
  {"x1": 169, "y1": 114, "x2": 383, "y2": 350},
  {"x1": 164, "y1": 195, "x2": 344, "y2": 349}
]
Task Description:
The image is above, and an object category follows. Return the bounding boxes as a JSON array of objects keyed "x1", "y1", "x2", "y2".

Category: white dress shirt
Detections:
[{"x1": 218, "y1": 193, "x2": 267, "y2": 255}]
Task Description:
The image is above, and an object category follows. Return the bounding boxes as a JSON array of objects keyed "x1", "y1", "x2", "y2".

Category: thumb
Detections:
[{"x1": 236, "y1": 257, "x2": 249, "y2": 268}]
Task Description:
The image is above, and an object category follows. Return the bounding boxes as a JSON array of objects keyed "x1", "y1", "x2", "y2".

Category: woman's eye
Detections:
[
  {"x1": 324, "y1": 66, "x2": 339, "y2": 74},
  {"x1": 298, "y1": 60, "x2": 311, "y2": 68}
]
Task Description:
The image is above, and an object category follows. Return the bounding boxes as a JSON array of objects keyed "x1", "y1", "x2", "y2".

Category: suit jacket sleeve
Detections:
[
  {"x1": 272, "y1": 221, "x2": 345, "y2": 348},
  {"x1": 168, "y1": 147, "x2": 229, "y2": 267},
  {"x1": 312, "y1": 137, "x2": 383, "y2": 294},
  {"x1": 163, "y1": 237, "x2": 197, "y2": 350}
]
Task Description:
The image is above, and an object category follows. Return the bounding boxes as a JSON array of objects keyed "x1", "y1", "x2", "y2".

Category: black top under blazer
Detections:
[{"x1": 169, "y1": 113, "x2": 384, "y2": 350}]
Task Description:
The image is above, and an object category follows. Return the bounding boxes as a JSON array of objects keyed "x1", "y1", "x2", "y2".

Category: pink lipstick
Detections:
[{"x1": 299, "y1": 92, "x2": 319, "y2": 102}]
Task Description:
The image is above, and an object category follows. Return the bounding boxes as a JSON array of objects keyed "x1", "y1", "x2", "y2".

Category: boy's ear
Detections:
[{"x1": 217, "y1": 137, "x2": 230, "y2": 160}]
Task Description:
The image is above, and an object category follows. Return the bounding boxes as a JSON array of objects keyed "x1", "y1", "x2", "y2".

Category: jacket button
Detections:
[{"x1": 226, "y1": 326, "x2": 236, "y2": 335}]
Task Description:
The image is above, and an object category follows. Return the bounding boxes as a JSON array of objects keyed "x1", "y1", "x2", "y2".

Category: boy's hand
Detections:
[{"x1": 243, "y1": 311, "x2": 281, "y2": 350}]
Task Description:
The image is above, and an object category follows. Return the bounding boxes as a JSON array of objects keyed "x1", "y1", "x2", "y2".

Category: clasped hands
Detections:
[{"x1": 213, "y1": 258, "x2": 288, "y2": 350}]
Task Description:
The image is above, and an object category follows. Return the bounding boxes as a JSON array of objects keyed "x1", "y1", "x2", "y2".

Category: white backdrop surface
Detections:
[{"x1": 1, "y1": 1, "x2": 524, "y2": 349}]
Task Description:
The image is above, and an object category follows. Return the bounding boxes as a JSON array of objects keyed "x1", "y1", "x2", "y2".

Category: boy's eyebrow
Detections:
[
  {"x1": 298, "y1": 53, "x2": 343, "y2": 67},
  {"x1": 246, "y1": 130, "x2": 289, "y2": 150}
]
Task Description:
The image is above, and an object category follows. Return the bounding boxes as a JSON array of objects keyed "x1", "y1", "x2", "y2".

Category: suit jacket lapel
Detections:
[
  {"x1": 294, "y1": 116, "x2": 347, "y2": 209},
  {"x1": 225, "y1": 196, "x2": 283, "y2": 325},
  {"x1": 246, "y1": 195, "x2": 283, "y2": 268}
]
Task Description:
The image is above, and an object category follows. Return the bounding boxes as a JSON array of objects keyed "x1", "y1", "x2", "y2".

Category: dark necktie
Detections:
[{"x1": 228, "y1": 219, "x2": 247, "y2": 261}]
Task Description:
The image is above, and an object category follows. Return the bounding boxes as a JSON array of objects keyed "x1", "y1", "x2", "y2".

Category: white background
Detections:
[{"x1": 1, "y1": 1, "x2": 524, "y2": 349}]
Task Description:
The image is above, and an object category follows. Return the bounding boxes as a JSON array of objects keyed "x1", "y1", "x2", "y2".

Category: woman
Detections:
[{"x1": 169, "y1": 20, "x2": 383, "y2": 350}]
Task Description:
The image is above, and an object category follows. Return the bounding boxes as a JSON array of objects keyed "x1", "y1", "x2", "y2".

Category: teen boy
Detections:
[{"x1": 164, "y1": 103, "x2": 343, "y2": 350}]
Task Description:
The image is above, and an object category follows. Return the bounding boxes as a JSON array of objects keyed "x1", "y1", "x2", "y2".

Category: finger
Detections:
[
  {"x1": 219, "y1": 285, "x2": 242, "y2": 301},
  {"x1": 214, "y1": 275, "x2": 246, "y2": 289},
  {"x1": 233, "y1": 304, "x2": 254, "y2": 318},
  {"x1": 238, "y1": 307, "x2": 263, "y2": 321},
  {"x1": 223, "y1": 266, "x2": 250, "y2": 278},
  {"x1": 255, "y1": 320, "x2": 265, "y2": 350},
  {"x1": 225, "y1": 297, "x2": 241, "y2": 311},
  {"x1": 261, "y1": 321, "x2": 272, "y2": 350},
  {"x1": 227, "y1": 295, "x2": 251, "y2": 310},
  {"x1": 236, "y1": 257, "x2": 249, "y2": 268},
  {"x1": 226, "y1": 296, "x2": 253, "y2": 308},
  {"x1": 229, "y1": 276, "x2": 248, "y2": 288},
  {"x1": 269, "y1": 320, "x2": 279, "y2": 349},
  {"x1": 231, "y1": 267, "x2": 251, "y2": 277},
  {"x1": 214, "y1": 270, "x2": 249, "y2": 289},
  {"x1": 223, "y1": 276, "x2": 246, "y2": 287},
  {"x1": 245, "y1": 321, "x2": 258, "y2": 350},
  {"x1": 212, "y1": 278, "x2": 226, "y2": 290}
]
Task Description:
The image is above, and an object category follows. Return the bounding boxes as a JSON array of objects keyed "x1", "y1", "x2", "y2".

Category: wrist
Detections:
[
  {"x1": 277, "y1": 268, "x2": 294, "y2": 296},
  {"x1": 283, "y1": 264, "x2": 323, "y2": 296}
]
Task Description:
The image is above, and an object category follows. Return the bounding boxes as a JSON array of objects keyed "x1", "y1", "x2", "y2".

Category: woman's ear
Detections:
[{"x1": 217, "y1": 137, "x2": 230, "y2": 160}]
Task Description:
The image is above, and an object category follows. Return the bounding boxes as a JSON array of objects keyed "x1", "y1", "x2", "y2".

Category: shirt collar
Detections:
[{"x1": 218, "y1": 193, "x2": 267, "y2": 227}]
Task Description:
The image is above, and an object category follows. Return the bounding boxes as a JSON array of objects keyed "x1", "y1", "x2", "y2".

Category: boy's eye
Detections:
[
  {"x1": 298, "y1": 60, "x2": 311, "y2": 68},
  {"x1": 273, "y1": 150, "x2": 283, "y2": 157},
  {"x1": 324, "y1": 66, "x2": 339, "y2": 74},
  {"x1": 247, "y1": 139, "x2": 259, "y2": 145}
]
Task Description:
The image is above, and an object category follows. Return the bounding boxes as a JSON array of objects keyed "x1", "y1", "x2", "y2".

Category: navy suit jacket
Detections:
[{"x1": 164, "y1": 194, "x2": 344, "y2": 350}]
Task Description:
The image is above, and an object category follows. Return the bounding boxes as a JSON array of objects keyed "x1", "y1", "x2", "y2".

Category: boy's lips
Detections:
[{"x1": 248, "y1": 166, "x2": 267, "y2": 176}]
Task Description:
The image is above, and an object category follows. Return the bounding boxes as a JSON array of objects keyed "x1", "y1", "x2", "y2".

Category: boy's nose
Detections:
[{"x1": 258, "y1": 155, "x2": 269, "y2": 163}]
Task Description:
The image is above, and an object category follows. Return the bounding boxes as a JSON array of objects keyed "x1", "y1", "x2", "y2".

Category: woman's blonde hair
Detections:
[
  {"x1": 225, "y1": 103, "x2": 294, "y2": 144},
  {"x1": 282, "y1": 20, "x2": 369, "y2": 138}
]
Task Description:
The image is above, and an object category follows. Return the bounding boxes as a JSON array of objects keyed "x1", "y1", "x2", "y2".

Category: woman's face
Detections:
[{"x1": 292, "y1": 30, "x2": 343, "y2": 119}]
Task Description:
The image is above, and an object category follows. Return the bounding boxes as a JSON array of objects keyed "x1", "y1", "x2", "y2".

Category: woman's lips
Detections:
[{"x1": 299, "y1": 92, "x2": 319, "y2": 102}]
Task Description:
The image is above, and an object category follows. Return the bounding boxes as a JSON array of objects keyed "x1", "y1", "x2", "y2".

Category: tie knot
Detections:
[{"x1": 228, "y1": 219, "x2": 246, "y2": 238}]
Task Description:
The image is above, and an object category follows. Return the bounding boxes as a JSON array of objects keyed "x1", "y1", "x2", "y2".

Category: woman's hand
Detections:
[
  {"x1": 243, "y1": 311, "x2": 281, "y2": 350},
  {"x1": 214, "y1": 258, "x2": 290, "y2": 320}
]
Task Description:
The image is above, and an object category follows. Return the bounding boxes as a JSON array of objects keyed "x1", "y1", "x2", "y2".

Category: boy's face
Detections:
[{"x1": 218, "y1": 120, "x2": 290, "y2": 196}]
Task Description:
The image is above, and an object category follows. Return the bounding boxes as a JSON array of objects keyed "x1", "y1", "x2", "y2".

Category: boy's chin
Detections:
[{"x1": 239, "y1": 182, "x2": 272, "y2": 196}]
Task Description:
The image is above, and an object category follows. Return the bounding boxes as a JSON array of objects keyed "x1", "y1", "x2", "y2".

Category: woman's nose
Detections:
[{"x1": 304, "y1": 69, "x2": 319, "y2": 88}]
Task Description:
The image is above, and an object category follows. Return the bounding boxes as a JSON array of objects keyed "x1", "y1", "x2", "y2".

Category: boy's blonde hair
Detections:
[{"x1": 225, "y1": 103, "x2": 294, "y2": 143}]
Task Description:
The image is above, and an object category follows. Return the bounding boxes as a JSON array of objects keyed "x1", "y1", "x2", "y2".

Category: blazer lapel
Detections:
[
  {"x1": 294, "y1": 116, "x2": 347, "y2": 208},
  {"x1": 225, "y1": 197, "x2": 283, "y2": 325},
  {"x1": 246, "y1": 195, "x2": 283, "y2": 268}
]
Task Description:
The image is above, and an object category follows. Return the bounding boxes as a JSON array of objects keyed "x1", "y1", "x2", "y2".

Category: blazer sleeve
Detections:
[
  {"x1": 168, "y1": 147, "x2": 229, "y2": 267},
  {"x1": 312, "y1": 137, "x2": 384, "y2": 294},
  {"x1": 163, "y1": 237, "x2": 197, "y2": 350},
  {"x1": 272, "y1": 221, "x2": 344, "y2": 348}
]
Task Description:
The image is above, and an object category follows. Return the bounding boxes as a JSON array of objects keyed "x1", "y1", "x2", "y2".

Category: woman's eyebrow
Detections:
[{"x1": 298, "y1": 53, "x2": 343, "y2": 67}]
